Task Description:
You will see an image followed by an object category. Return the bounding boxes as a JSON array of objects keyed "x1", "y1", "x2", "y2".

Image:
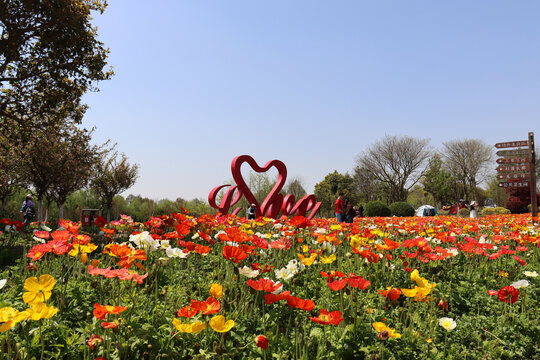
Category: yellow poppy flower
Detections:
[
  {"x1": 209, "y1": 315, "x2": 234, "y2": 333},
  {"x1": 210, "y1": 283, "x2": 223, "y2": 298},
  {"x1": 320, "y1": 254, "x2": 336, "y2": 264},
  {"x1": 26, "y1": 303, "x2": 58, "y2": 321},
  {"x1": 172, "y1": 318, "x2": 206, "y2": 333},
  {"x1": 22, "y1": 275, "x2": 55, "y2": 305},
  {"x1": 0, "y1": 307, "x2": 29, "y2": 332},
  {"x1": 298, "y1": 253, "x2": 317, "y2": 266},
  {"x1": 401, "y1": 288, "x2": 418, "y2": 298},
  {"x1": 372, "y1": 322, "x2": 401, "y2": 338}
]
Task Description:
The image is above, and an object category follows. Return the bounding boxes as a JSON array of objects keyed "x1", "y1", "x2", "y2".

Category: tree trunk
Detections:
[
  {"x1": 59, "y1": 203, "x2": 64, "y2": 220},
  {"x1": 38, "y1": 198, "x2": 43, "y2": 226},
  {"x1": 107, "y1": 207, "x2": 111, "y2": 224}
]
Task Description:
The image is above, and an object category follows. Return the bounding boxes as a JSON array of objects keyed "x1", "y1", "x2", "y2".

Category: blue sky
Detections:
[{"x1": 83, "y1": 1, "x2": 540, "y2": 201}]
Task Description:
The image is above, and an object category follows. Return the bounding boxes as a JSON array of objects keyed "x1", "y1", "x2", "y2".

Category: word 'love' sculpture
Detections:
[{"x1": 208, "y1": 155, "x2": 321, "y2": 219}]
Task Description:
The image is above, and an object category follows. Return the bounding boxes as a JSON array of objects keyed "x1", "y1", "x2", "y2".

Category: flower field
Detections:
[{"x1": 0, "y1": 213, "x2": 539, "y2": 360}]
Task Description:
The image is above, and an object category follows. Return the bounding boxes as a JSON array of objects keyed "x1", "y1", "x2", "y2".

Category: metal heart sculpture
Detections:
[{"x1": 208, "y1": 155, "x2": 321, "y2": 219}]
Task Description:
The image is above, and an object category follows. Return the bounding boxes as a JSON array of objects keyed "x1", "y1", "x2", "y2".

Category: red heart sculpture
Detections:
[{"x1": 231, "y1": 155, "x2": 287, "y2": 218}]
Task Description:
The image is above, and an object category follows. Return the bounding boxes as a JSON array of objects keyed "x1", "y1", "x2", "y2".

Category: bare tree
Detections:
[
  {"x1": 284, "y1": 177, "x2": 307, "y2": 200},
  {"x1": 442, "y1": 139, "x2": 493, "y2": 200},
  {"x1": 356, "y1": 135, "x2": 431, "y2": 203},
  {"x1": 48, "y1": 127, "x2": 109, "y2": 219},
  {"x1": 353, "y1": 165, "x2": 383, "y2": 203},
  {"x1": 91, "y1": 153, "x2": 139, "y2": 223}
]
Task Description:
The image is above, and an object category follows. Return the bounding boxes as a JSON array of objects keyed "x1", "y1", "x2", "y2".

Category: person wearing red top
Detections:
[{"x1": 335, "y1": 193, "x2": 344, "y2": 222}]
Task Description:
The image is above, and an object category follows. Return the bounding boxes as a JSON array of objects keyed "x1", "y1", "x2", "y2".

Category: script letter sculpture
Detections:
[{"x1": 208, "y1": 155, "x2": 321, "y2": 219}]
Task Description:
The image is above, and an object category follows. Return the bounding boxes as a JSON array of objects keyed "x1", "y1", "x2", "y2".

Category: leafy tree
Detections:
[
  {"x1": 314, "y1": 171, "x2": 358, "y2": 217},
  {"x1": 0, "y1": 0, "x2": 112, "y2": 143},
  {"x1": 406, "y1": 185, "x2": 434, "y2": 209},
  {"x1": 91, "y1": 153, "x2": 138, "y2": 223},
  {"x1": 356, "y1": 135, "x2": 431, "y2": 203},
  {"x1": 442, "y1": 139, "x2": 493, "y2": 200},
  {"x1": 421, "y1": 154, "x2": 456, "y2": 207},
  {"x1": 0, "y1": 136, "x2": 24, "y2": 215}
]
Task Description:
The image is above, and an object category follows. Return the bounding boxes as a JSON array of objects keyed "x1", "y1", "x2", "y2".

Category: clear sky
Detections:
[{"x1": 82, "y1": 1, "x2": 540, "y2": 201}]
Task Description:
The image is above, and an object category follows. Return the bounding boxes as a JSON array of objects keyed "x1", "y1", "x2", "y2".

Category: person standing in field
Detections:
[
  {"x1": 469, "y1": 201, "x2": 478, "y2": 218},
  {"x1": 247, "y1": 204, "x2": 256, "y2": 220},
  {"x1": 335, "y1": 193, "x2": 344, "y2": 223},
  {"x1": 20, "y1": 194, "x2": 36, "y2": 227}
]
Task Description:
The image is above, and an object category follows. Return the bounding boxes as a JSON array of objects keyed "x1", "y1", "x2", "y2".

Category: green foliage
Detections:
[
  {"x1": 1, "y1": 0, "x2": 112, "y2": 142},
  {"x1": 364, "y1": 200, "x2": 391, "y2": 217},
  {"x1": 314, "y1": 171, "x2": 358, "y2": 217},
  {"x1": 406, "y1": 185, "x2": 435, "y2": 209},
  {"x1": 389, "y1": 201, "x2": 415, "y2": 217},
  {"x1": 421, "y1": 154, "x2": 455, "y2": 207},
  {"x1": 482, "y1": 207, "x2": 511, "y2": 215},
  {"x1": 458, "y1": 208, "x2": 470, "y2": 217}
]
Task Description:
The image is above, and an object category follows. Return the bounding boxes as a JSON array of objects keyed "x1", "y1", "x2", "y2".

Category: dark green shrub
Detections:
[
  {"x1": 364, "y1": 201, "x2": 391, "y2": 217},
  {"x1": 389, "y1": 202, "x2": 415, "y2": 217}
]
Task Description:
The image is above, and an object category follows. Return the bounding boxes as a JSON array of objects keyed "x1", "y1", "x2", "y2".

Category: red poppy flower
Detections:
[
  {"x1": 264, "y1": 291, "x2": 291, "y2": 304},
  {"x1": 378, "y1": 288, "x2": 401, "y2": 301},
  {"x1": 310, "y1": 309, "x2": 343, "y2": 325},
  {"x1": 27, "y1": 243, "x2": 53, "y2": 260},
  {"x1": 255, "y1": 335, "x2": 268, "y2": 349},
  {"x1": 246, "y1": 278, "x2": 283, "y2": 293},
  {"x1": 177, "y1": 306, "x2": 199, "y2": 318},
  {"x1": 191, "y1": 297, "x2": 221, "y2": 315},
  {"x1": 498, "y1": 286, "x2": 519, "y2": 304},
  {"x1": 327, "y1": 278, "x2": 348, "y2": 291},
  {"x1": 0, "y1": 218, "x2": 12, "y2": 225},
  {"x1": 94, "y1": 216, "x2": 107, "y2": 227},
  {"x1": 33, "y1": 231, "x2": 50, "y2": 240},
  {"x1": 223, "y1": 246, "x2": 247, "y2": 263},
  {"x1": 286, "y1": 296, "x2": 315, "y2": 311},
  {"x1": 347, "y1": 273, "x2": 371, "y2": 290},
  {"x1": 194, "y1": 244, "x2": 211, "y2": 255},
  {"x1": 252, "y1": 263, "x2": 274, "y2": 273},
  {"x1": 58, "y1": 219, "x2": 80, "y2": 233},
  {"x1": 487, "y1": 290, "x2": 498, "y2": 296},
  {"x1": 514, "y1": 255, "x2": 527, "y2": 266}
]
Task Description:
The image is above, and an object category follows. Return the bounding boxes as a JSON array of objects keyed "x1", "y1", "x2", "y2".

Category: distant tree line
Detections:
[{"x1": 314, "y1": 135, "x2": 540, "y2": 215}]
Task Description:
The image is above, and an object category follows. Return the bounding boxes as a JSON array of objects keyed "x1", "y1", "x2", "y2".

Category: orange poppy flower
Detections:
[
  {"x1": 222, "y1": 246, "x2": 247, "y2": 263},
  {"x1": 101, "y1": 321, "x2": 119, "y2": 329},
  {"x1": 87, "y1": 334, "x2": 103, "y2": 349},
  {"x1": 93, "y1": 303, "x2": 128, "y2": 320},
  {"x1": 310, "y1": 309, "x2": 343, "y2": 325}
]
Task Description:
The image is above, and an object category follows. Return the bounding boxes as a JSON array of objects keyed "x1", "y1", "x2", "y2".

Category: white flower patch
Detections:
[
  {"x1": 510, "y1": 280, "x2": 530, "y2": 289},
  {"x1": 165, "y1": 247, "x2": 189, "y2": 258},
  {"x1": 238, "y1": 266, "x2": 260, "y2": 278}
]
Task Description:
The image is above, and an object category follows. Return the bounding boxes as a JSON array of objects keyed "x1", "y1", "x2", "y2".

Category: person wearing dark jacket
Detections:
[{"x1": 21, "y1": 194, "x2": 36, "y2": 226}]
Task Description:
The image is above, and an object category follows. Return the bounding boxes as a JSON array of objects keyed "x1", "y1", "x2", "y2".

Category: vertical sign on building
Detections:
[
  {"x1": 495, "y1": 132, "x2": 537, "y2": 223},
  {"x1": 528, "y1": 132, "x2": 538, "y2": 223}
]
